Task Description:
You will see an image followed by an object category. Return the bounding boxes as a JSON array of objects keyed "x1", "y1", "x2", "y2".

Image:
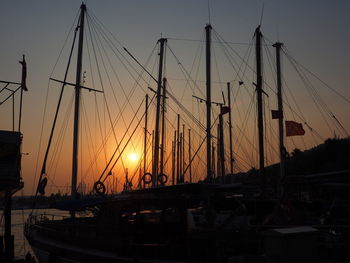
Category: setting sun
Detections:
[{"x1": 128, "y1": 152, "x2": 139, "y2": 162}]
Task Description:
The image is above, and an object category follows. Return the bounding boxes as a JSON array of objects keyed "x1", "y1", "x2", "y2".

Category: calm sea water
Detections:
[{"x1": 2, "y1": 209, "x2": 69, "y2": 260}]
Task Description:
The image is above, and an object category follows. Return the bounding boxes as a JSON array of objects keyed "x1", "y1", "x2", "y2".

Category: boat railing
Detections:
[
  {"x1": 25, "y1": 213, "x2": 68, "y2": 234},
  {"x1": 27, "y1": 213, "x2": 69, "y2": 224},
  {"x1": 25, "y1": 212, "x2": 97, "y2": 243}
]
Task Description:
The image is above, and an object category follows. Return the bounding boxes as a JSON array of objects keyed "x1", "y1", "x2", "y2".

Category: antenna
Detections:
[
  {"x1": 276, "y1": 24, "x2": 280, "y2": 42},
  {"x1": 207, "y1": 0, "x2": 211, "y2": 24},
  {"x1": 259, "y1": 3, "x2": 265, "y2": 26}
]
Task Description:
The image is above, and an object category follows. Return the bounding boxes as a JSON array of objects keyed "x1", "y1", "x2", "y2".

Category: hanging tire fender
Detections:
[
  {"x1": 142, "y1": 172, "x2": 152, "y2": 184},
  {"x1": 38, "y1": 177, "x2": 48, "y2": 195},
  {"x1": 94, "y1": 181, "x2": 106, "y2": 195},
  {"x1": 157, "y1": 173, "x2": 168, "y2": 185}
]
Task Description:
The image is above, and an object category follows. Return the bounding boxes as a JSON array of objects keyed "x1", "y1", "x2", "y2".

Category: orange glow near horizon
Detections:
[{"x1": 128, "y1": 152, "x2": 139, "y2": 163}]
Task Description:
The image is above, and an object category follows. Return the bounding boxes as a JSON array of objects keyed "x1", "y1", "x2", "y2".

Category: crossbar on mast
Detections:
[{"x1": 50, "y1": 78, "x2": 103, "y2": 93}]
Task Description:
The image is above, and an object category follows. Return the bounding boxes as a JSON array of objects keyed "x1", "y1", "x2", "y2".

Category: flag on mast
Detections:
[
  {"x1": 285, "y1": 121, "x2": 305, "y2": 136},
  {"x1": 271, "y1": 110, "x2": 283, "y2": 119},
  {"x1": 220, "y1": 106, "x2": 230, "y2": 115}
]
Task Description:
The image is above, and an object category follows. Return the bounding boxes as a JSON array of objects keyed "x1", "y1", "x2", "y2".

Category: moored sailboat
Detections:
[{"x1": 24, "y1": 3, "x2": 350, "y2": 263}]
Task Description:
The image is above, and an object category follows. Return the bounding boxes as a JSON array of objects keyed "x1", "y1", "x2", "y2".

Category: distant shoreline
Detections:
[{"x1": 0, "y1": 205, "x2": 50, "y2": 211}]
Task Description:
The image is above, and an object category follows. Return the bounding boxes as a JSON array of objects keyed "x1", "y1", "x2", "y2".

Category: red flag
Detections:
[
  {"x1": 285, "y1": 121, "x2": 305, "y2": 136},
  {"x1": 220, "y1": 106, "x2": 230, "y2": 115},
  {"x1": 271, "y1": 110, "x2": 283, "y2": 119}
]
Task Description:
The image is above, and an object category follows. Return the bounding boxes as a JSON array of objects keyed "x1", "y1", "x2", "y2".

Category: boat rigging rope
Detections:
[
  {"x1": 217, "y1": 40, "x2": 258, "y2": 167},
  {"x1": 212, "y1": 29, "x2": 267, "y2": 163},
  {"x1": 32, "y1": 15, "x2": 80, "y2": 205},
  {"x1": 85, "y1": 24, "x2": 109, "y2": 167},
  {"x1": 283, "y1": 49, "x2": 349, "y2": 138},
  {"x1": 88, "y1": 14, "x2": 142, "y2": 132},
  {"x1": 86, "y1": 12, "x2": 158, "y2": 179},
  {"x1": 167, "y1": 37, "x2": 254, "y2": 46},
  {"x1": 282, "y1": 46, "x2": 350, "y2": 105},
  {"x1": 32, "y1": 9, "x2": 80, "y2": 197},
  {"x1": 86, "y1": 15, "x2": 127, "y2": 173},
  {"x1": 87, "y1": 11, "x2": 160, "y2": 138},
  {"x1": 87, "y1": 10, "x2": 158, "y2": 92},
  {"x1": 96, "y1": 95, "x2": 155, "y2": 185},
  {"x1": 81, "y1": 17, "x2": 155, "y2": 182},
  {"x1": 166, "y1": 43, "x2": 206, "y2": 103},
  {"x1": 49, "y1": 95, "x2": 74, "y2": 185}
]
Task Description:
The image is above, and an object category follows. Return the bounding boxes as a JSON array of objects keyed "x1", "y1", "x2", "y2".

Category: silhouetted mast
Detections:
[
  {"x1": 212, "y1": 145, "x2": 216, "y2": 180},
  {"x1": 216, "y1": 124, "x2": 220, "y2": 179},
  {"x1": 143, "y1": 94, "x2": 149, "y2": 188},
  {"x1": 172, "y1": 133, "x2": 176, "y2": 185},
  {"x1": 151, "y1": 130, "x2": 155, "y2": 175},
  {"x1": 205, "y1": 24, "x2": 212, "y2": 182},
  {"x1": 219, "y1": 107, "x2": 226, "y2": 182},
  {"x1": 227, "y1": 82, "x2": 234, "y2": 176},
  {"x1": 179, "y1": 131, "x2": 183, "y2": 183},
  {"x1": 152, "y1": 38, "x2": 166, "y2": 187},
  {"x1": 72, "y1": 3, "x2": 86, "y2": 204},
  {"x1": 181, "y1": 124, "x2": 185, "y2": 183},
  {"x1": 273, "y1": 42, "x2": 285, "y2": 197},
  {"x1": 160, "y1": 77, "x2": 167, "y2": 177},
  {"x1": 176, "y1": 114, "x2": 180, "y2": 184},
  {"x1": 188, "y1": 129, "x2": 192, "y2": 183},
  {"x1": 255, "y1": 26, "x2": 266, "y2": 195}
]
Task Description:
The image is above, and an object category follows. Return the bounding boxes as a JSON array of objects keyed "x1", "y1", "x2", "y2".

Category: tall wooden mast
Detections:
[
  {"x1": 255, "y1": 26, "x2": 266, "y2": 195},
  {"x1": 205, "y1": 24, "x2": 212, "y2": 182},
  {"x1": 273, "y1": 42, "x2": 285, "y2": 197},
  {"x1": 160, "y1": 77, "x2": 167, "y2": 177},
  {"x1": 143, "y1": 94, "x2": 149, "y2": 188},
  {"x1": 172, "y1": 132, "x2": 176, "y2": 185},
  {"x1": 227, "y1": 82, "x2": 234, "y2": 176},
  {"x1": 176, "y1": 114, "x2": 180, "y2": 184},
  {"x1": 152, "y1": 38, "x2": 166, "y2": 187},
  {"x1": 219, "y1": 107, "x2": 226, "y2": 182},
  {"x1": 181, "y1": 124, "x2": 185, "y2": 183},
  {"x1": 188, "y1": 129, "x2": 192, "y2": 183},
  {"x1": 72, "y1": 3, "x2": 86, "y2": 202}
]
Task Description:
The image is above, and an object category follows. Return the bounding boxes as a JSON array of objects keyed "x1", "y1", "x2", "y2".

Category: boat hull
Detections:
[{"x1": 27, "y1": 233, "x2": 183, "y2": 263}]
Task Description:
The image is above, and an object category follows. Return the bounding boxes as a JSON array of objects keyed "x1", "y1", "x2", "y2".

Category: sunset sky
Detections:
[{"x1": 1, "y1": 0, "x2": 349, "y2": 196}]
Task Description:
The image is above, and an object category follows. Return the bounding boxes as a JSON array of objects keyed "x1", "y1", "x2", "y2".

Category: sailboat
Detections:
[
  {"x1": 23, "y1": 4, "x2": 260, "y2": 262},
  {"x1": 24, "y1": 3, "x2": 350, "y2": 263}
]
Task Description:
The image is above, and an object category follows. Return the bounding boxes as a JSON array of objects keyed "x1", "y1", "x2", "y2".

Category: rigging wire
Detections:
[
  {"x1": 264, "y1": 33, "x2": 349, "y2": 139},
  {"x1": 282, "y1": 46, "x2": 350, "y2": 105},
  {"x1": 32, "y1": 10, "x2": 80, "y2": 196},
  {"x1": 86, "y1": 13, "x2": 132, "y2": 173},
  {"x1": 99, "y1": 97, "x2": 153, "y2": 184},
  {"x1": 85, "y1": 22, "x2": 109, "y2": 168},
  {"x1": 97, "y1": 96, "x2": 151, "y2": 183},
  {"x1": 87, "y1": 15, "x2": 140, "y2": 161},
  {"x1": 283, "y1": 49, "x2": 349, "y2": 138},
  {"x1": 32, "y1": 15, "x2": 81, "y2": 204},
  {"x1": 48, "y1": 94, "x2": 74, "y2": 184}
]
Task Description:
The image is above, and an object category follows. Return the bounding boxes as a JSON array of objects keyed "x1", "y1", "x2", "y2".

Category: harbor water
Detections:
[{"x1": 1, "y1": 209, "x2": 69, "y2": 260}]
